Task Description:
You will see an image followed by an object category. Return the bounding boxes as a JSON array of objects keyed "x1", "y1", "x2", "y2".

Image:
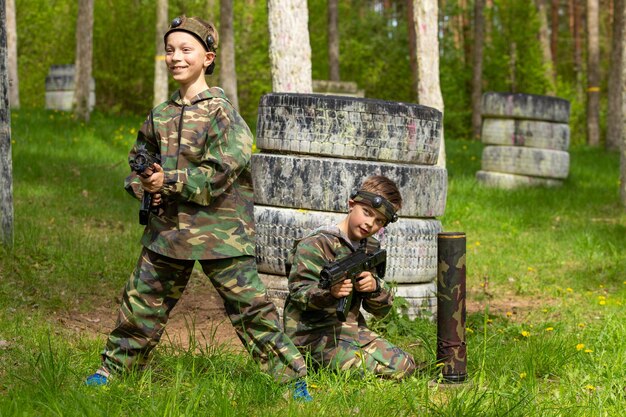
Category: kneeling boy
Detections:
[{"x1": 283, "y1": 175, "x2": 416, "y2": 378}]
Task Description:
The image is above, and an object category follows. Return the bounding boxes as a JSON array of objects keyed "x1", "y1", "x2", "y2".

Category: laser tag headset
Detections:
[
  {"x1": 349, "y1": 190, "x2": 399, "y2": 226},
  {"x1": 164, "y1": 16, "x2": 218, "y2": 75}
]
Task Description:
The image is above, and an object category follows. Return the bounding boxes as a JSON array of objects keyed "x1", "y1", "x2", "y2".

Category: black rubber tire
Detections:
[
  {"x1": 476, "y1": 170, "x2": 563, "y2": 188},
  {"x1": 481, "y1": 118, "x2": 570, "y2": 151},
  {"x1": 482, "y1": 92, "x2": 570, "y2": 123},
  {"x1": 251, "y1": 153, "x2": 448, "y2": 218},
  {"x1": 254, "y1": 205, "x2": 441, "y2": 283},
  {"x1": 481, "y1": 146, "x2": 569, "y2": 179},
  {"x1": 256, "y1": 93, "x2": 442, "y2": 165}
]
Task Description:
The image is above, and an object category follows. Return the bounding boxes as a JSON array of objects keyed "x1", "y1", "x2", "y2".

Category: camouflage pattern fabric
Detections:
[
  {"x1": 125, "y1": 87, "x2": 256, "y2": 260},
  {"x1": 284, "y1": 226, "x2": 415, "y2": 379},
  {"x1": 102, "y1": 249, "x2": 307, "y2": 383}
]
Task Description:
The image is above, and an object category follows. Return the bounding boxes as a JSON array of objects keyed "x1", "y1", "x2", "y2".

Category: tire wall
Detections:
[
  {"x1": 477, "y1": 92, "x2": 571, "y2": 189},
  {"x1": 253, "y1": 93, "x2": 448, "y2": 319}
]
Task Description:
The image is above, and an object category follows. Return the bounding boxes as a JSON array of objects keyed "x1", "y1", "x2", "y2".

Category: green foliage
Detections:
[{"x1": 483, "y1": 0, "x2": 552, "y2": 95}]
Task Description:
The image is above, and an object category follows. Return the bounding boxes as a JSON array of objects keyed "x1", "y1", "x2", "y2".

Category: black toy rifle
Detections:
[
  {"x1": 319, "y1": 247, "x2": 387, "y2": 322},
  {"x1": 130, "y1": 144, "x2": 161, "y2": 225}
]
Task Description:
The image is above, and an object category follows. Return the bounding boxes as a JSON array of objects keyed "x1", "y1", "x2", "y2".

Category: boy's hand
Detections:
[
  {"x1": 330, "y1": 279, "x2": 353, "y2": 299},
  {"x1": 354, "y1": 271, "x2": 377, "y2": 293},
  {"x1": 139, "y1": 163, "x2": 164, "y2": 193}
]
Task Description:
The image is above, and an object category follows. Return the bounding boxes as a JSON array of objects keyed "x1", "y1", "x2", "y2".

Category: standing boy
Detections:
[
  {"x1": 284, "y1": 176, "x2": 416, "y2": 378},
  {"x1": 87, "y1": 16, "x2": 311, "y2": 400}
]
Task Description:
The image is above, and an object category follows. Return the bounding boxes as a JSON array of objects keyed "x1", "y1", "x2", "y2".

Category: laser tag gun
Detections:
[
  {"x1": 130, "y1": 143, "x2": 161, "y2": 225},
  {"x1": 319, "y1": 247, "x2": 387, "y2": 322}
]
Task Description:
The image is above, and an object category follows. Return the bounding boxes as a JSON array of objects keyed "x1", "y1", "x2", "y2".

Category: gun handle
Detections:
[
  {"x1": 336, "y1": 291, "x2": 353, "y2": 322},
  {"x1": 139, "y1": 193, "x2": 153, "y2": 225}
]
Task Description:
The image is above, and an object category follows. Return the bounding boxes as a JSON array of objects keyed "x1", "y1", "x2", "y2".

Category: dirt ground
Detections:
[{"x1": 56, "y1": 273, "x2": 545, "y2": 351}]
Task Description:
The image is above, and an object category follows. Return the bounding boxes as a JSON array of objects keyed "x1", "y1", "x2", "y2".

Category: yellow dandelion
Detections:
[
  {"x1": 566, "y1": 287, "x2": 573, "y2": 293},
  {"x1": 527, "y1": 267, "x2": 535, "y2": 272},
  {"x1": 584, "y1": 349, "x2": 593, "y2": 353},
  {"x1": 486, "y1": 319, "x2": 493, "y2": 324},
  {"x1": 475, "y1": 241, "x2": 481, "y2": 246},
  {"x1": 597, "y1": 295, "x2": 606, "y2": 301},
  {"x1": 576, "y1": 343, "x2": 585, "y2": 351},
  {"x1": 520, "y1": 330, "x2": 530, "y2": 338},
  {"x1": 466, "y1": 327, "x2": 474, "y2": 334},
  {"x1": 309, "y1": 384, "x2": 319, "y2": 389},
  {"x1": 542, "y1": 309, "x2": 548, "y2": 313},
  {"x1": 545, "y1": 327, "x2": 554, "y2": 332},
  {"x1": 599, "y1": 300, "x2": 606, "y2": 306},
  {"x1": 519, "y1": 372, "x2": 527, "y2": 379},
  {"x1": 623, "y1": 281, "x2": 626, "y2": 285},
  {"x1": 129, "y1": 128, "x2": 137, "y2": 135},
  {"x1": 506, "y1": 311, "x2": 513, "y2": 317},
  {"x1": 578, "y1": 323, "x2": 586, "y2": 328},
  {"x1": 584, "y1": 384, "x2": 596, "y2": 391}
]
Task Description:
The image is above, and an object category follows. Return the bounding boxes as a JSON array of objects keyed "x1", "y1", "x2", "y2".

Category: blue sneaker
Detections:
[
  {"x1": 292, "y1": 379, "x2": 313, "y2": 402},
  {"x1": 85, "y1": 368, "x2": 110, "y2": 386}
]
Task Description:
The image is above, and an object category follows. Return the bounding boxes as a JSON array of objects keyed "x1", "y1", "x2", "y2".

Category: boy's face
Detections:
[
  {"x1": 345, "y1": 201, "x2": 388, "y2": 241},
  {"x1": 165, "y1": 31, "x2": 214, "y2": 86}
]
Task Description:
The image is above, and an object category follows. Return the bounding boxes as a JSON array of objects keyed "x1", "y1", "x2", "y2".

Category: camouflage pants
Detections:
[
  {"x1": 101, "y1": 248, "x2": 306, "y2": 383},
  {"x1": 309, "y1": 330, "x2": 416, "y2": 379}
]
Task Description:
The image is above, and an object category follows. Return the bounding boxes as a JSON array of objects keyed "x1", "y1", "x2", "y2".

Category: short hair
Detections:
[{"x1": 358, "y1": 175, "x2": 402, "y2": 211}]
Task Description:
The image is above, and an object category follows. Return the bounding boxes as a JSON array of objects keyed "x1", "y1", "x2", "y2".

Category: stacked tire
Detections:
[
  {"x1": 251, "y1": 93, "x2": 447, "y2": 319},
  {"x1": 477, "y1": 92, "x2": 571, "y2": 189}
]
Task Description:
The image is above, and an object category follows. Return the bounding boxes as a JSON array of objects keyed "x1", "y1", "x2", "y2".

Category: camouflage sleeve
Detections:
[
  {"x1": 362, "y1": 284, "x2": 394, "y2": 318},
  {"x1": 160, "y1": 102, "x2": 252, "y2": 206},
  {"x1": 124, "y1": 115, "x2": 157, "y2": 201},
  {"x1": 288, "y1": 235, "x2": 339, "y2": 311}
]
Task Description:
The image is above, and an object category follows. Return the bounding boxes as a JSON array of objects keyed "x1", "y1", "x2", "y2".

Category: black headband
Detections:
[{"x1": 350, "y1": 190, "x2": 398, "y2": 225}]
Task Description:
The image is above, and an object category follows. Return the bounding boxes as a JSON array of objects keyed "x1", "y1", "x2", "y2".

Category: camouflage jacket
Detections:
[
  {"x1": 283, "y1": 226, "x2": 394, "y2": 348},
  {"x1": 125, "y1": 88, "x2": 256, "y2": 260}
]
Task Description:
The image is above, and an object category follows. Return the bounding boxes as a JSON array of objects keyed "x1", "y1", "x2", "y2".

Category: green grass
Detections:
[{"x1": 1, "y1": 109, "x2": 625, "y2": 416}]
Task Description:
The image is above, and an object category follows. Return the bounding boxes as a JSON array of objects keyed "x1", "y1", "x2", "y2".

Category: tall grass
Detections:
[{"x1": 0, "y1": 109, "x2": 624, "y2": 415}]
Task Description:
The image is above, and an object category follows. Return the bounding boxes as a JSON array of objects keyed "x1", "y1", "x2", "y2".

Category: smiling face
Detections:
[
  {"x1": 341, "y1": 201, "x2": 388, "y2": 242},
  {"x1": 165, "y1": 31, "x2": 214, "y2": 88}
]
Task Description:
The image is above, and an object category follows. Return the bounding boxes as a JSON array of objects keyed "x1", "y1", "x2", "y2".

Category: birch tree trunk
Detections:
[
  {"x1": 0, "y1": 0, "x2": 14, "y2": 246},
  {"x1": 607, "y1": 0, "x2": 624, "y2": 151},
  {"x1": 328, "y1": 0, "x2": 340, "y2": 81},
  {"x1": 412, "y1": 0, "x2": 445, "y2": 167},
  {"x1": 6, "y1": 0, "x2": 18, "y2": 108},
  {"x1": 536, "y1": 0, "x2": 556, "y2": 94},
  {"x1": 471, "y1": 0, "x2": 485, "y2": 140},
  {"x1": 220, "y1": 0, "x2": 239, "y2": 110},
  {"x1": 407, "y1": 0, "x2": 418, "y2": 102},
  {"x1": 74, "y1": 0, "x2": 94, "y2": 122},
  {"x1": 153, "y1": 0, "x2": 169, "y2": 106},
  {"x1": 267, "y1": 0, "x2": 312, "y2": 92},
  {"x1": 587, "y1": 0, "x2": 600, "y2": 146}
]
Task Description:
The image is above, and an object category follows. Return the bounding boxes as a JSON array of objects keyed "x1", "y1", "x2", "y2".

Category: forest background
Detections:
[{"x1": 11, "y1": 0, "x2": 615, "y2": 145}]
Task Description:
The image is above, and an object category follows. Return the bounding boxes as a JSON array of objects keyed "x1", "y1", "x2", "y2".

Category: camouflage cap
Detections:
[{"x1": 164, "y1": 15, "x2": 219, "y2": 53}]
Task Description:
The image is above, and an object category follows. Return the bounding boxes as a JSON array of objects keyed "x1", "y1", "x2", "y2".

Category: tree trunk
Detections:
[
  {"x1": 471, "y1": 0, "x2": 485, "y2": 140},
  {"x1": 6, "y1": 0, "x2": 18, "y2": 108},
  {"x1": 328, "y1": 0, "x2": 340, "y2": 81},
  {"x1": 574, "y1": 0, "x2": 584, "y2": 99},
  {"x1": 587, "y1": 0, "x2": 600, "y2": 146},
  {"x1": 0, "y1": 0, "x2": 14, "y2": 247},
  {"x1": 607, "y1": 0, "x2": 624, "y2": 151},
  {"x1": 153, "y1": 0, "x2": 168, "y2": 107},
  {"x1": 74, "y1": 0, "x2": 94, "y2": 122},
  {"x1": 537, "y1": 0, "x2": 556, "y2": 94},
  {"x1": 551, "y1": 0, "x2": 559, "y2": 70},
  {"x1": 412, "y1": 0, "x2": 446, "y2": 167},
  {"x1": 220, "y1": 0, "x2": 239, "y2": 110},
  {"x1": 407, "y1": 0, "x2": 418, "y2": 101},
  {"x1": 267, "y1": 0, "x2": 312, "y2": 93}
]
